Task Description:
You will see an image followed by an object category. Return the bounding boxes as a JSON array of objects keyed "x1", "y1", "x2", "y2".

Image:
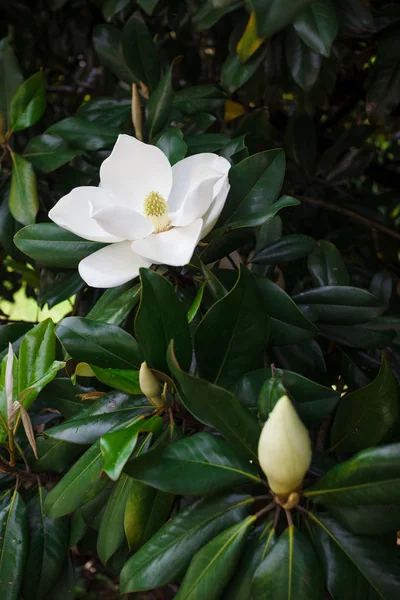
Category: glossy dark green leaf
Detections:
[
  {"x1": 217, "y1": 151, "x2": 292, "y2": 230},
  {"x1": 47, "y1": 117, "x2": 120, "y2": 151},
  {"x1": 24, "y1": 134, "x2": 80, "y2": 173},
  {"x1": 192, "y1": 1, "x2": 242, "y2": 32},
  {"x1": 309, "y1": 512, "x2": 400, "y2": 600},
  {"x1": 78, "y1": 97, "x2": 131, "y2": 126},
  {"x1": 219, "y1": 135, "x2": 248, "y2": 163},
  {"x1": 56, "y1": 317, "x2": 143, "y2": 369},
  {"x1": 46, "y1": 393, "x2": 152, "y2": 444},
  {"x1": 44, "y1": 441, "x2": 108, "y2": 518},
  {"x1": 103, "y1": 0, "x2": 130, "y2": 21},
  {"x1": 34, "y1": 437, "x2": 84, "y2": 473},
  {"x1": 93, "y1": 24, "x2": 135, "y2": 84},
  {"x1": 0, "y1": 490, "x2": 27, "y2": 600},
  {"x1": 91, "y1": 365, "x2": 141, "y2": 394},
  {"x1": 258, "y1": 377, "x2": 287, "y2": 420},
  {"x1": 222, "y1": 523, "x2": 276, "y2": 600},
  {"x1": 195, "y1": 267, "x2": 269, "y2": 388},
  {"x1": 146, "y1": 62, "x2": 174, "y2": 139},
  {"x1": 293, "y1": 0, "x2": 338, "y2": 57},
  {"x1": 330, "y1": 359, "x2": 398, "y2": 452},
  {"x1": 201, "y1": 228, "x2": 255, "y2": 263},
  {"x1": 221, "y1": 48, "x2": 265, "y2": 94},
  {"x1": 293, "y1": 286, "x2": 386, "y2": 325},
  {"x1": 168, "y1": 344, "x2": 260, "y2": 461},
  {"x1": 251, "y1": 0, "x2": 314, "y2": 37},
  {"x1": 122, "y1": 12, "x2": 160, "y2": 91},
  {"x1": 9, "y1": 152, "x2": 38, "y2": 226},
  {"x1": 172, "y1": 85, "x2": 225, "y2": 116},
  {"x1": 285, "y1": 27, "x2": 322, "y2": 90},
  {"x1": 35, "y1": 378, "x2": 87, "y2": 419},
  {"x1": 22, "y1": 488, "x2": 69, "y2": 600},
  {"x1": 308, "y1": 240, "x2": 349, "y2": 287},
  {"x1": 187, "y1": 279, "x2": 208, "y2": 323},
  {"x1": 9, "y1": 71, "x2": 45, "y2": 131},
  {"x1": 97, "y1": 475, "x2": 133, "y2": 564},
  {"x1": 176, "y1": 516, "x2": 255, "y2": 600},
  {"x1": 45, "y1": 555, "x2": 75, "y2": 600},
  {"x1": 256, "y1": 277, "x2": 317, "y2": 345},
  {"x1": 124, "y1": 432, "x2": 261, "y2": 494},
  {"x1": 14, "y1": 223, "x2": 104, "y2": 268},
  {"x1": 101, "y1": 415, "x2": 163, "y2": 480},
  {"x1": 199, "y1": 260, "x2": 228, "y2": 301},
  {"x1": 252, "y1": 525, "x2": 324, "y2": 599},
  {"x1": 156, "y1": 128, "x2": 187, "y2": 165},
  {"x1": 330, "y1": 503, "x2": 400, "y2": 536},
  {"x1": 86, "y1": 282, "x2": 140, "y2": 326},
  {"x1": 0, "y1": 323, "x2": 32, "y2": 360},
  {"x1": 135, "y1": 268, "x2": 192, "y2": 372},
  {"x1": 124, "y1": 482, "x2": 174, "y2": 551},
  {"x1": 318, "y1": 322, "x2": 394, "y2": 349},
  {"x1": 305, "y1": 443, "x2": 400, "y2": 505},
  {"x1": 120, "y1": 492, "x2": 252, "y2": 593},
  {"x1": 0, "y1": 38, "x2": 23, "y2": 130},
  {"x1": 253, "y1": 234, "x2": 316, "y2": 265},
  {"x1": 39, "y1": 271, "x2": 84, "y2": 309}
]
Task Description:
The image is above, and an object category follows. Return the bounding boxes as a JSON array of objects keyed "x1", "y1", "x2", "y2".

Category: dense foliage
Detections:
[{"x1": 1, "y1": 0, "x2": 400, "y2": 598}]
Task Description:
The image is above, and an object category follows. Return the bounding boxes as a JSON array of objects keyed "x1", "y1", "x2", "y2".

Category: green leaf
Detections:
[
  {"x1": 192, "y1": 1, "x2": 243, "y2": 32},
  {"x1": 252, "y1": 525, "x2": 324, "y2": 599},
  {"x1": 156, "y1": 129, "x2": 187, "y2": 165},
  {"x1": 308, "y1": 240, "x2": 349, "y2": 287},
  {"x1": 44, "y1": 441, "x2": 109, "y2": 518},
  {"x1": 251, "y1": 0, "x2": 314, "y2": 37},
  {"x1": 56, "y1": 317, "x2": 143, "y2": 369},
  {"x1": 305, "y1": 443, "x2": 400, "y2": 505},
  {"x1": 309, "y1": 512, "x2": 400, "y2": 600},
  {"x1": 137, "y1": 0, "x2": 158, "y2": 15},
  {"x1": 168, "y1": 344, "x2": 260, "y2": 461},
  {"x1": 9, "y1": 71, "x2": 45, "y2": 131},
  {"x1": 330, "y1": 503, "x2": 400, "y2": 536},
  {"x1": 0, "y1": 38, "x2": 23, "y2": 130},
  {"x1": 172, "y1": 85, "x2": 225, "y2": 116},
  {"x1": 330, "y1": 359, "x2": 398, "y2": 452},
  {"x1": 293, "y1": 0, "x2": 338, "y2": 57},
  {"x1": 0, "y1": 323, "x2": 32, "y2": 360},
  {"x1": 34, "y1": 378, "x2": 87, "y2": 419},
  {"x1": 22, "y1": 488, "x2": 69, "y2": 600},
  {"x1": 47, "y1": 117, "x2": 120, "y2": 151},
  {"x1": 258, "y1": 377, "x2": 287, "y2": 420},
  {"x1": 9, "y1": 152, "x2": 38, "y2": 226},
  {"x1": 216, "y1": 150, "x2": 290, "y2": 230},
  {"x1": 14, "y1": 223, "x2": 104, "y2": 268},
  {"x1": 93, "y1": 24, "x2": 136, "y2": 84},
  {"x1": 175, "y1": 516, "x2": 255, "y2": 600},
  {"x1": 18, "y1": 319, "x2": 55, "y2": 395},
  {"x1": 86, "y1": 282, "x2": 140, "y2": 326},
  {"x1": 252, "y1": 234, "x2": 316, "y2": 264},
  {"x1": 135, "y1": 268, "x2": 192, "y2": 373},
  {"x1": 293, "y1": 286, "x2": 387, "y2": 325},
  {"x1": 91, "y1": 365, "x2": 141, "y2": 394},
  {"x1": 45, "y1": 393, "x2": 152, "y2": 444},
  {"x1": 0, "y1": 490, "x2": 27, "y2": 600},
  {"x1": 34, "y1": 437, "x2": 84, "y2": 474},
  {"x1": 285, "y1": 27, "x2": 322, "y2": 91},
  {"x1": 221, "y1": 48, "x2": 265, "y2": 94},
  {"x1": 103, "y1": 0, "x2": 131, "y2": 21},
  {"x1": 222, "y1": 523, "x2": 276, "y2": 600},
  {"x1": 256, "y1": 277, "x2": 317, "y2": 345},
  {"x1": 120, "y1": 492, "x2": 252, "y2": 593},
  {"x1": 195, "y1": 267, "x2": 269, "y2": 388},
  {"x1": 101, "y1": 415, "x2": 163, "y2": 480},
  {"x1": 78, "y1": 97, "x2": 131, "y2": 126},
  {"x1": 97, "y1": 475, "x2": 133, "y2": 564},
  {"x1": 146, "y1": 61, "x2": 174, "y2": 139},
  {"x1": 188, "y1": 279, "x2": 208, "y2": 323},
  {"x1": 124, "y1": 432, "x2": 261, "y2": 494},
  {"x1": 122, "y1": 12, "x2": 160, "y2": 91},
  {"x1": 24, "y1": 134, "x2": 80, "y2": 173},
  {"x1": 124, "y1": 482, "x2": 174, "y2": 551}
]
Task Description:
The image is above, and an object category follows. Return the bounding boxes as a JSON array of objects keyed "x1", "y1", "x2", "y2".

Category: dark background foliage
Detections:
[{"x1": 1, "y1": 0, "x2": 400, "y2": 598}]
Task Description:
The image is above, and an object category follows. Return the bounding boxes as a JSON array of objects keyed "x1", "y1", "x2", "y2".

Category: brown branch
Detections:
[{"x1": 300, "y1": 195, "x2": 400, "y2": 242}]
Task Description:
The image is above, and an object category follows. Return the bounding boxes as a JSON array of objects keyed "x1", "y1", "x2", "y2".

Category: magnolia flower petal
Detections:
[
  {"x1": 78, "y1": 241, "x2": 151, "y2": 288},
  {"x1": 131, "y1": 219, "x2": 203, "y2": 266},
  {"x1": 49, "y1": 186, "x2": 123, "y2": 243},
  {"x1": 167, "y1": 154, "x2": 231, "y2": 227},
  {"x1": 91, "y1": 204, "x2": 154, "y2": 241},
  {"x1": 100, "y1": 134, "x2": 173, "y2": 212},
  {"x1": 200, "y1": 178, "x2": 231, "y2": 238}
]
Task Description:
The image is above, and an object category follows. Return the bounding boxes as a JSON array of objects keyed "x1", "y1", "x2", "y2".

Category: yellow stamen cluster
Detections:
[{"x1": 143, "y1": 191, "x2": 170, "y2": 233}]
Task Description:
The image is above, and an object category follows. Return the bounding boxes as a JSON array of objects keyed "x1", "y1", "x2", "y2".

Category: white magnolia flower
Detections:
[{"x1": 49, "y1": 135, "x2": 231, "y2": 288}]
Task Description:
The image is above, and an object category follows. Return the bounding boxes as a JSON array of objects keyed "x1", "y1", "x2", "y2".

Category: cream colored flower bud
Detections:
[
  {"x1": 139, "y1": 362, "x2": 164, "y2": 407},
  {"x1": 258, "y1": 395, "x2": 311, "y2": 494}
]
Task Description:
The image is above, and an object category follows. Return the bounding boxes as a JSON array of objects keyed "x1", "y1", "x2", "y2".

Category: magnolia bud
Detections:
[
  {"x1": 139, "y1": 362, "x2": 164, "y2": 407},
  {"x1": 258, "y1": 395, "x2": 311, "y2": 494}
]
